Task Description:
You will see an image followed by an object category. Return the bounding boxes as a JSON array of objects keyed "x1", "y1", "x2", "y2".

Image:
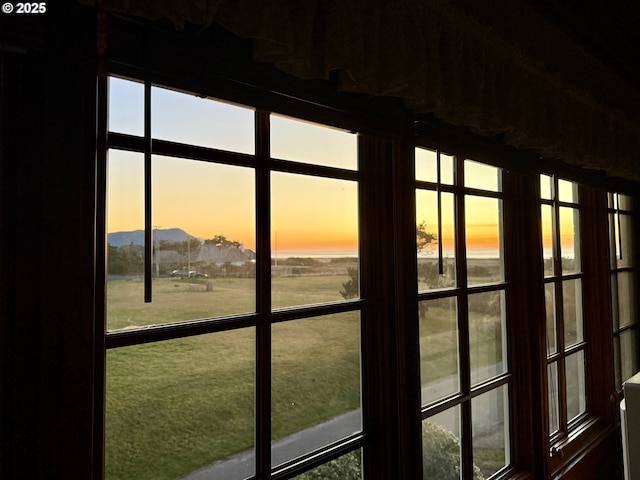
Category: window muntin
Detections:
[
  {"x1": 105, "y1": 76, "x2": 363, "y2": 479},
  {"x1": 609, "y1": 192, "x2": 639, "y2": 389},
  {"x1": 540, "y1": 175, "x2": 587, "y2": 436},
  {"x1": 416, "y1": 148, "x2": 510, "y2": 478}
]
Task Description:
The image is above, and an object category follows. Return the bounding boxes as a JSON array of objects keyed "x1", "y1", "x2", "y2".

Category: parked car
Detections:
[
  {"x1": 189, "y1": 271, "x2": 208, "y2": 278},
  {"x1": 170, "y1": 269, "x2": 188, "y2": 278}
]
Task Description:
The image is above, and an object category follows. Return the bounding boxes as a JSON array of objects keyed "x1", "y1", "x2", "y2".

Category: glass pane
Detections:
[
  {"x1": 548, "y1": 362, "x2": 559, "y2": 434},
  {"x1": 618, "y1": 272, "x2": 636, "y2": 328},
  {"x1": 541, "y1": 204, "x2": 554, "y2": 277},
  {"x1": 109, "y1": 156, "x2": 257, "y2": 331},
  {"x1": 271, "y1": 313, "x2": 361, "y2": 467},
  {"x1": 609, "y1": 212, "x2": 619, "y2": 265},
  {"x1": 540, "y1": 174, "x2": 553, "y2": 200},
  {"x1": 558, "y1": 179, "x2": 578, "y2": 203},
  {"x1": 415, "y1": 148, "x2": 454, "y2": 184},
  {"x1": 466, "y1": 196, "x2": 503, "y2": 286},
  {"x1": 105, "y1": 330, "x2": 255, "y2": 480},
  {"x1": 469, "y1": 291, "x2": 506, "y2": 385},
  {"x1": 152, "y1": 86, "x2": 254, "y2": 154},
  {"x1": 109, "y1": 77, "x2": 144, "y2": 136},
  {"x1": 559, "y1": 207, "x2": 580, "y2": 274},
  {"x1": 271, "y1": 173, "x2": 359, "y2": 309},
  {"x1": 619, "y1": 194, "x2": 633, "y2": 211},
  {"x1": 545, "y1": 283, "x2": 557, "y2": 355},
  {"x1": 422, "y1": 408, "x2": 461, "y2": 480},
  {"x1": 416, "y1": 190, "x2": 456, "y2": 291},
  {"x1": 563, "y1": 279, "x2": 584, "y2": 347},
  {"x1": 107, "y1": 150, "x2": 144, "y2": 253},
  {"x1": 611, "y1": 273, "x2": 620, "y2": 332},
  {"x1": 618, "y1": 213, "x2": 634, "y2": 268},
  {"x1": 472, "y1": 385, "x2": 509, "y2": 478},
  {"x1": 566, "y1": 351, "x2": 587, "y2": 423},
  {"x1": 621, "y1": 329, "x2": 639, "y2": 384},
  {"x1": 271, "y1": 114, "x2": 357, "y2": 170},
  {"x1": 293, "y1": 450, "x2": 362, "y2": 480},
  {"x1": 464, "y1": 159, "x2": 500, "y2": 192},
  {"x1": 420, "y1": 297, "x2": 459, "y2": 405}
]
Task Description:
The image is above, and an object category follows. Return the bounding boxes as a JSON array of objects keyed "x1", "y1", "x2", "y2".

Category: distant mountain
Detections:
[{"x1": 108, "y1": 228, "x2": 199, "y2": 247}]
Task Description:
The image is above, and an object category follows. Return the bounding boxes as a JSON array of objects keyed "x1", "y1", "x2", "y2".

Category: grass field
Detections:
[
  {"x1": 106, "y1": 269, "x2": 360, "y2": 480},
  {"x1": 106, "y1": 261, "x2": 505, "y2": 479}
]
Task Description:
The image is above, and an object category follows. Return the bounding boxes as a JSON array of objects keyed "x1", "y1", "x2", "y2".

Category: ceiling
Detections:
[{"x1": 533, "y1": 0, "x2": 640, "y2": 88}]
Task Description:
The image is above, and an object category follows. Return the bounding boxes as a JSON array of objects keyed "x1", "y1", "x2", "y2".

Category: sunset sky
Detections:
[{"x1": 108, "y1": 77, "x2": 574, "y2": 257}]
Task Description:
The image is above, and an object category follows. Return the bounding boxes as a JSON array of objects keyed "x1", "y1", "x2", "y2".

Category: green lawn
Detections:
[
  {"x1": 106, "y1": 271, "x2": 503, "y2": 479},
  {"x1": 106, "y1": 273, "x2": 360, "y2": 480}
]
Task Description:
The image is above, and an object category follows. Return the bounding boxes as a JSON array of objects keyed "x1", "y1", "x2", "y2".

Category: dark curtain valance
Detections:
[{"x1": 81, "y1": 0, "x2": 640, "y2": 181}]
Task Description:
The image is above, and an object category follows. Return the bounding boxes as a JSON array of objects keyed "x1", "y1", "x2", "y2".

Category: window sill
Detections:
[{"x1": 549, "y1": 416, "x2": 619, "y2": 479}]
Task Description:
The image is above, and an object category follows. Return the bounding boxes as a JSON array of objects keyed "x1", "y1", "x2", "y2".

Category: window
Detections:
[
  {"x1": 416, "y1": 148, "x2": 510, "y2": 479},
  {"x1": 609, "y1": 192, "x2": 639, "y2": 390},
  {"x1": 105, "y1": 77, "x2": 363, "y2": 479},
  {"x1": 540, "y1": 175, "x2": 587, "y2": 437}
]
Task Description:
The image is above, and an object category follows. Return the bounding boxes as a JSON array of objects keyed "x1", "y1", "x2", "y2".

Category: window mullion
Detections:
[
  {"x1": 144, "y1": 77, "x2": 152, "y2": 303},
  {"x1": 255, "y1": 109, "x2": 272, "y2": 476}
]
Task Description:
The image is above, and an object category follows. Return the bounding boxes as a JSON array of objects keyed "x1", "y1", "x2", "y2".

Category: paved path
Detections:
[
  {"x1": 182, "y1": 409, "x2": 362, "y2": 480},
  {"x1": 182, "y1": 362, "x2": 504, "y2": 479}
]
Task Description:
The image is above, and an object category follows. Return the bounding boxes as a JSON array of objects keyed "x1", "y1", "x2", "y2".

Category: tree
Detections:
[
  {"x1": 339, "y1": 267, "x2": 359, "y2": 299},
  {"x1": 417, "y1": 221, "x2": 437, "y2": 253},
  {"x1": 205, "y1": 234, "x2": 241, "y2": 248}
]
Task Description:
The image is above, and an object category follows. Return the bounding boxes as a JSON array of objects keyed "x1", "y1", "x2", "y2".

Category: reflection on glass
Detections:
[
  {"x1": 548, "y1": 362, "x2": 559, "y2": 434},
  {"x1": 415, "y1": 148, "x2": 454, "y2": 184},
  {"x1": 472, "y1": 386, "x2": 509, "y2": 479},
  {"x1": 105, "y1": 330, "x2": 255, "y2": 480},
  {"x1": 618, "y1": 272, "x2": 636, "y2": 328},
  {"x1": 466, "y1": 196, "x2": 503, "y2": 286},
  {"x1": 621, "y1": 329, "x2": 639, "y2": 384},
  {"x1": 541, "y1": 205, "x2": 554, "y2": 277},
  {"x1": 563, "y1": 279, "x2": 584, "y2": 347},
  {"x1": 271, "y1": 114, "x2": 357, "y2": 170},
  {"x1": 152, "y1": 86, "x2": 255, "y2": 154},
  {"x1": 271, "y1": 173, "x2": 359, "y2": 309},
  {"x1": 545, "y1": 283, "x2": 557, "y2": 355},
  {"x1": 540, "y1": 174, "x2": 553, "y2": 200},
  {"x1": 464, "y1": 160, "x2": 500, "y2": 192},
  {"x1": 292, "y1": 450, "x2": 362, "y2": 479},
  {"x1": 109, "y1": 77, "x2": 144, "y2": 136},
  {"x1": 422, "y1": 408, "x2": 462, "y2": 480},
  {"x1": 566, "y1": 351, "x2": 587, "y2": 422},
  {"x1": 271, "y1": 313, "x2": 361, "y2": 467},
  {"x1": 557, "y1": 179, "x2": 578, "y2": 204},
  {"x1": 469, "y1": 291, "x2": 506, "y2": 385},
  {"x1": 416, "y1": 190, "x2": 456, "y2": 291},
  {"x1": 559, "y1": 207, "x2": 580, "y2": 274},
  {"x1": 611, "y1": 273, "x2": 620, "y2": 331},
  {"x1": 420, "y1": 297, "x2": 459, "y2": 405}
]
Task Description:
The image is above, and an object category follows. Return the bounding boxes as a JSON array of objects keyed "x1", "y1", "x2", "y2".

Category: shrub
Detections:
[{"x1": 294, "y1": 421, "x2": 484, "y2": 479}]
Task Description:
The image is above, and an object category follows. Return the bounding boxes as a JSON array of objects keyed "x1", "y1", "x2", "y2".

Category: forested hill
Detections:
[{"x1": 108, "y1": 228, "x2": 198, "y2": 247}]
